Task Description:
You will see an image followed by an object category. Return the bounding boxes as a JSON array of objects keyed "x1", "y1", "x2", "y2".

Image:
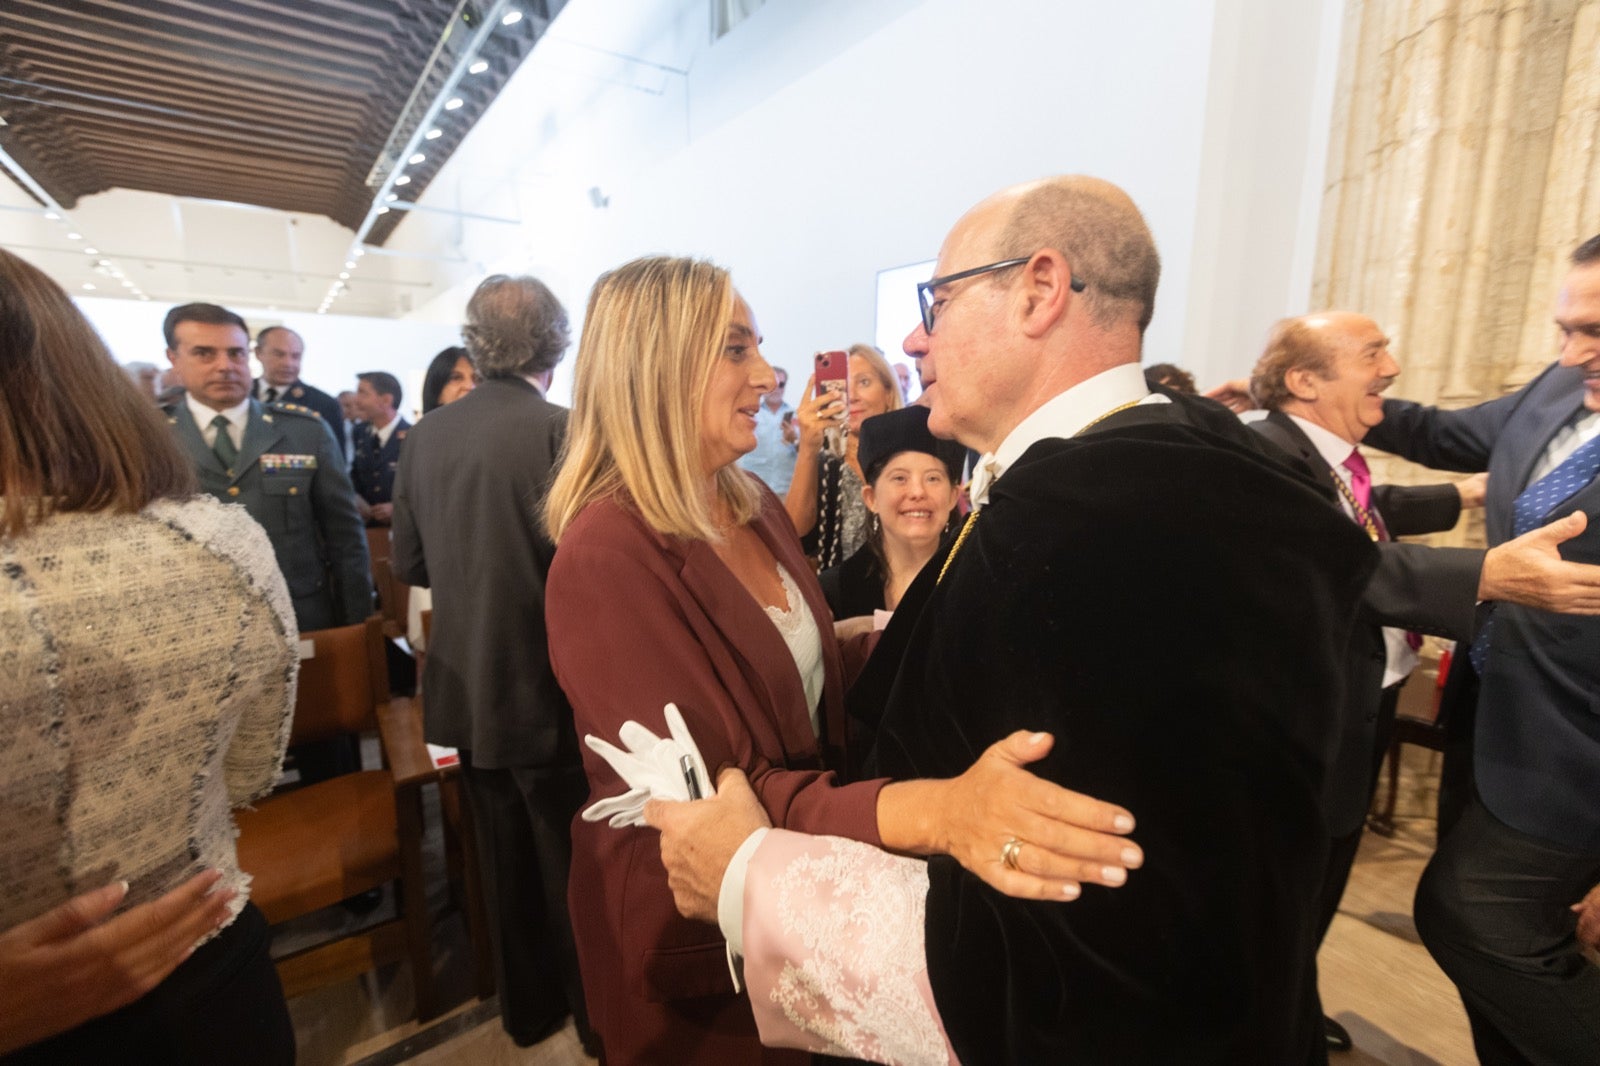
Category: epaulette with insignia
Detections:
[{"x1": 270, "y1": 402, "x2": 323, "y2": 419}]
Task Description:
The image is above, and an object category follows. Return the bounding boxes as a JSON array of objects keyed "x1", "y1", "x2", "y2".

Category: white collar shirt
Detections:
[
  {"x1": 186, "y1": 393, "x2": 250, "y2": 451},
  {"x1": 1286, "y1": 414, "x2": 1362, "y2": 521},
  {"x1": 1285, "y1": 415, "x2": 1417, "y2": 686},
  {"x1": 372, "y1": 414, "x2": 400, "y2": 448},
  {"x1": 1530, "y1": 409, "x2": 1600, "y2": 484},
  {"x1": 968, "y1": 363, "x2": 1166, "y2": 510}
]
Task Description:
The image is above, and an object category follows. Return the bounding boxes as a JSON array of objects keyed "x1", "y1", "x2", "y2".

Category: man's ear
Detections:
[
  {"x1": 166, "y1": 348, "x2": 178, "y2": 367},
  {"x1": 1284, "y1": 366, "x2": 1321, "y2": 403},
  {"x1": 1017, "y1": 249, "x2": 1073, "y2": 340}
]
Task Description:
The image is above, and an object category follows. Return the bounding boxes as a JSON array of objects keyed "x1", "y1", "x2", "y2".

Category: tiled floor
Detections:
[{"x1": 288, "y1": 745, "x2": 1475, "y2": 1065}]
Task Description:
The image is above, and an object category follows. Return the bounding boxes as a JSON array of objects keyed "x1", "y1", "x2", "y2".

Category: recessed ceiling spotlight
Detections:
[
  {"x1": 344, "y1": 260, "x2": 356, "y2": 269},
  {"x1": 339, "y1": 272, "x2": 350, "y2": 280},
  {"x1": 44, "y1": 211, "x2": 60, "y2": 221},
  {"x1": 444, "y1": 97, "x2": 464, "y2": 111},
  {"x1": 425, "y1": 128, "x2": 442, "y2": 140},
  {"x1": 66, "y1": 232, "x2": 82, "y2": 240},
  {"x1": 83, "y1": 247, "x2": 98, "y2": 255},
  {"x1": 82, "y1": 282, "x2": 95, "y2": 290},
  {"x1": 408, "y1": 152, "x2": 426, "y2": 165},
  {"x1": 377, "y1": 206, "x2": 390, "y2": 214},
  {"x1": 502, "y1": 10, "x2": 522, "y2": 25},
  {"x1": 386, "y1": 193, "x2": 399, "y2": 202},
  {"x1": 469, "y1": 60, "x2": 489, "y2": 74},
  {"x1": 353, "y1": 248, "x2": 365, "y2": 257},
  {"x1": 394, "y1": 175, "x2": 411, "y2": 186}
]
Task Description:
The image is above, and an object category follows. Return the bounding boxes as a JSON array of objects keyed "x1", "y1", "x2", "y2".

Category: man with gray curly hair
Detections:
[{"x1": 392, "y1": 274, "x2": 592, "y2": 1051}]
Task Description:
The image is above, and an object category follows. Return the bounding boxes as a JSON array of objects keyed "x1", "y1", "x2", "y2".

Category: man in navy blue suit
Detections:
[
  {"x1": 351, "y1": 370, "x2": 410, "y2": 526},
  {"x1": 1365, "y1": 236, "x2": 1600, "y2": 1063}
]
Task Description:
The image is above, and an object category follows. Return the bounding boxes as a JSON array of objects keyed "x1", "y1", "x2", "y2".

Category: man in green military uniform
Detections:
[{"x1": 162, "y1": 303, "x2": 371, "y2": 633}]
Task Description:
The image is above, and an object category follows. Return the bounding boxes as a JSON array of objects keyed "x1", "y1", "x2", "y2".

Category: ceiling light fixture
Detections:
[
  {"x1": 83, "y1": 247, "x2": 98, "y2": 255},
  {"x1": 444, "y1": 97, "x2": 464, "y2": 111},
  {"x1": 502, "y1": 10, "x2": 523, "y2": 25},
  {"x1": 345, "y1": 260, "x2": 356, "y2": 269},
  {"x1": 408, "y1": 153, "x2": 426, "y2": 165},
  {"x1": 425, "y1": 128, "x2": 442, "y2": 140},
  {"x1": 82, "y1": 283, "x2": 95, "y2": 290},
  {"x1": 44, "y1": 211, "x2": 59, "y2": 221},
  {"x1": 339, "y1": 272, "x2": 350, "y2": 280},
  {"x1": 469, "y1": 60, "x2": 489, "y2": 74},
  {"x1": 66, "y1": 232, "x2": 82, "y2": 240}
]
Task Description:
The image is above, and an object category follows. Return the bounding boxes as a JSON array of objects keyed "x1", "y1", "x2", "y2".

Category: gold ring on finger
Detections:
[{"x1": 1000, "y1": 837, "x2": 1024, "y2": 871}]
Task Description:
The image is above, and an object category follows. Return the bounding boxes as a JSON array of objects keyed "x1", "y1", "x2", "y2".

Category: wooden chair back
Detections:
[{"x1": 290, "y1": 617, "x2": 386, "y2": 745}]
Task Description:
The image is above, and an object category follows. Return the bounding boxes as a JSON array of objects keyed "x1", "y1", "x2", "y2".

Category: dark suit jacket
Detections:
[
  {"x1": 852, "y1": 393, "x2": 1377, "y2": 1065},
  {"x1": 1367, "y1": 362, "x2": 1600, "y2": 850},
  {"x1": 391, "y1": 378, "x2": 572, "y2": 769},
  {"x1": 545, "y1": 487, "x2": 884, "y2": 1065},
  {"x1": 352, "y1": 417, "x2": 409, "y2": 507},
  {"x1": 817, "y1": 544, "x2": 886, "y2": 620},
  {"x1": 167, "y1": 399, "x2": 370, "y2": 631},
  {"x1": 1251, "y1": 410, "x2": 1482, "y2": 834},
  {"x1": 255, "y1": 378, "x2": 346, "y2": 460}
]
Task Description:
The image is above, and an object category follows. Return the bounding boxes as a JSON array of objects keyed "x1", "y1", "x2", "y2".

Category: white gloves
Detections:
[{"x1": 580, "y1": 702, "x2": 715, "y2": 828}]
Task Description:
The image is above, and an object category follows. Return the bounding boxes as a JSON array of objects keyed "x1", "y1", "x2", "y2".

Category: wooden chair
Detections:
[
  {"x1": 235, "y1": 617, "x2": 442, "y2": 1019},
  {"x1": 366, "y1": 528, "x2": 410, "y2": 640},
  {"x1": 1367, "y1": 654, "x2": 1449, "y2": 837}
]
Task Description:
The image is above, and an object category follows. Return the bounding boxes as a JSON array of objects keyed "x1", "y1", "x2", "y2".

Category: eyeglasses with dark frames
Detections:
[{"x1": 916, "y1": 255, "x2": 1087, "y2": 334}]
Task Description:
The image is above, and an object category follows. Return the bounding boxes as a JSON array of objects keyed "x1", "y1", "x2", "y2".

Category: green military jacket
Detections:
[{"x1": 166, "y1": 397, "x2": 371, "y2": 632}]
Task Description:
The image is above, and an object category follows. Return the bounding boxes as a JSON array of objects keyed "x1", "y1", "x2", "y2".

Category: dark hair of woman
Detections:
[
  {"x1": 0, "y1": 249, "x2": 194, "y2": 536},
  {"x1": 421, "y1": 346, "x2": 472, "y2": 414}
]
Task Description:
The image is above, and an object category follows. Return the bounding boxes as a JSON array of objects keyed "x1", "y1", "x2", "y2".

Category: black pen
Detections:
[{"x1": 680, "y1": 754, "x2": 703, "y2": 800}]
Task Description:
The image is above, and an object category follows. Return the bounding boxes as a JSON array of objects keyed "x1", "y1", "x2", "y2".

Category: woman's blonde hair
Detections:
[
  {"x1": 847, "y1": 343, "x2": 905, "y2": 413},
  {"x1": 545, "y1": 256, "x2": 762, "y2": 543}
]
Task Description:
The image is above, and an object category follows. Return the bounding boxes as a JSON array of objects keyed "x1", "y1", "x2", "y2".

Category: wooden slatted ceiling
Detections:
[{"x1": 0, "y1": 0, "x2": 553, "y2": 244}]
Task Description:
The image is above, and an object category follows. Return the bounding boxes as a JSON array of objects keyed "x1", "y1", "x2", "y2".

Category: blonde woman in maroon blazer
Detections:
[{"x1": 543, "y1": 256, "x2": 1141, "y2": 1064}]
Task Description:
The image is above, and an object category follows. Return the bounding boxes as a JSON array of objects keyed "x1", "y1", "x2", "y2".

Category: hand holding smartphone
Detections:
[{"x1": 813, "y1": 349, "x2": 850, "y2": 456}]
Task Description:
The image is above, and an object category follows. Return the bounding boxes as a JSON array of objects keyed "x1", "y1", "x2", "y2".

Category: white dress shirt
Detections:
[
  {"x1": 1287, "y1": 414, "x2": 1416, "y2": 688},
  {"x1": 371, "y1": 413, "x2": 401, "y2": 449},
  {"x1": 1529, "y1": 409, "x2": 1600, "y2": 484},
  {"x1": 186, "y1": 393, "x2": 250, "y2": 453},
  {"x1": 968, "y1": 363, "x2": 1168, "y2": 510}
]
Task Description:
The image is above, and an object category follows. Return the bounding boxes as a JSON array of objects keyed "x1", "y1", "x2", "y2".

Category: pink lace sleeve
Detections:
[{"x1": 741, "y1": 829, "x2": 955, "y2": 1065}]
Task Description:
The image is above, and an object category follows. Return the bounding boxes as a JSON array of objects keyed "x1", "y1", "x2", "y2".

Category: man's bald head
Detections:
[{"x1": 971, "y1": 175, "x2": 1161, "y2": 333}]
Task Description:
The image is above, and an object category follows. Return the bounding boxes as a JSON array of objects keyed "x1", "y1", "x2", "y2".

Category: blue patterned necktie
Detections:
[{"x1": 1469, "y1": 427, "x2": 1600, "y2": 675}]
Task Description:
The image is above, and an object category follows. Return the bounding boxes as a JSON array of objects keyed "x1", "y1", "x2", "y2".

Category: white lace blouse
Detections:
[{"x1": 761, "y1": 563, "x2": 825, "y2": 737}]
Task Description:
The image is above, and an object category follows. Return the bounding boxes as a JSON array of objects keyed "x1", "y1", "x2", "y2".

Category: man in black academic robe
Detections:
[{"x1": 848, "y1": 176, "x2": 1377, "y2": 1064}]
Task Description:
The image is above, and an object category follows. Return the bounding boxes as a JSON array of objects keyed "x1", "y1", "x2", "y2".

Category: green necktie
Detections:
[{"x1": 211, "y1": 414, "x2": 239, "y2": 471}]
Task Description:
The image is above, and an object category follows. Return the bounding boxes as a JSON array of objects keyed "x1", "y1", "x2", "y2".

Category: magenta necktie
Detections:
[{"x1": 1342, "y1": 448, "x2": 1372, "y2": 513}]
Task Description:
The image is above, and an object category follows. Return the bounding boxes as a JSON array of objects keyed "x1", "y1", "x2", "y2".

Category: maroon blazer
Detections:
[{"x1": 547, "y1": 484, "x2": 885, "y2": 1064}]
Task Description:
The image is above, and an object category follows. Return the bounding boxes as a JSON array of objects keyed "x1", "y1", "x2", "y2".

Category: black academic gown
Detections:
[{"x1": 852, "y1": 393, "x2": 1376, "y2": 1065}]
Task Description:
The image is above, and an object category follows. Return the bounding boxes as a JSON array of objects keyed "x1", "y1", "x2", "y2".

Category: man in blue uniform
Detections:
[
  {"x1": 351, "y1": 370, "x2": 410, "y2": 526},
  {"x1": 252, "y1": 325, "x2": 348, "y2": 461}
]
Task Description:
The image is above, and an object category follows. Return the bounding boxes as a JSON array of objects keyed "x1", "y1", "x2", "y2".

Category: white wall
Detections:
[
  {"x1": 78, "y1": 296, "x2": 463, "y2": 419},
  {"x1": 1180, "y1": 0, "x2": 1347, "y2": 387},
  {"x1": 393, "y1": 0, "x2": 1345, "y2": 400}
]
